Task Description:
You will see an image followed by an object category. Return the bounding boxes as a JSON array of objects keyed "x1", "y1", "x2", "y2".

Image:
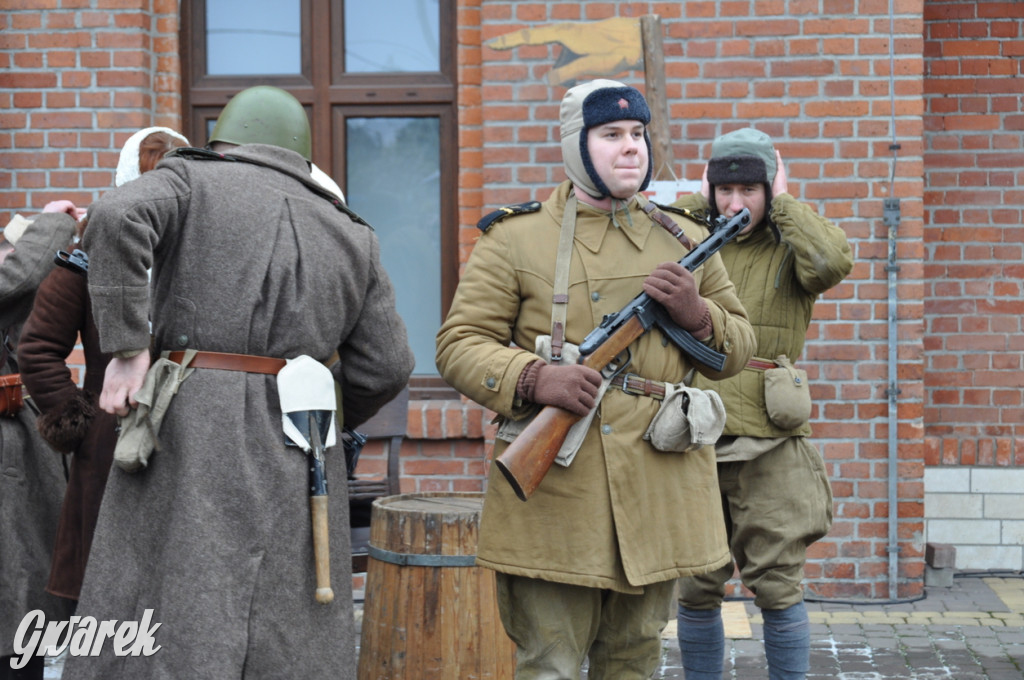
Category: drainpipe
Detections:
[
  {"x1": 884, "y1": 0, "x2": 901, "y2": 602},
  {"x1": 884, "y1": 196, "x2": 901, "y2": 601}
]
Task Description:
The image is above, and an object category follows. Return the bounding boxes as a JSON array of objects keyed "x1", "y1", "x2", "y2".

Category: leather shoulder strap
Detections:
[{"x1": 637, "y1": 197, "x2": 695, "y2": 250}]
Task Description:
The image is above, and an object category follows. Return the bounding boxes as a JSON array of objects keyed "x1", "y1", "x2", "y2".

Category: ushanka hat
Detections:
[
  {"x1": 706, "y1": 127, "x2": 777, "y2": 188},
  {"x1": 560, "y1": 79, "x2": 653, "y2": 199}
]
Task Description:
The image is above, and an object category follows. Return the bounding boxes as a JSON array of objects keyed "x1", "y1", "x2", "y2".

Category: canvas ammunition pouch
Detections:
[
  {"x1": 113, "y1": 351, "x2": 197, "y2": 472},
  {"x1": 644, "y1": 382, "x2": 726, "y2": 453},
  {"x1": 763, "y1": 354, "x2": 812, "y2": 430},
  {"x1": 0, "y1": 373, "x2": 25, "y2": 417}
]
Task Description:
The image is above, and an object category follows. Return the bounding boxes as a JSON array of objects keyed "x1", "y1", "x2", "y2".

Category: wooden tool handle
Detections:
[{"x1": 310, "y1": 495, "x2": 334, "y2": 604}]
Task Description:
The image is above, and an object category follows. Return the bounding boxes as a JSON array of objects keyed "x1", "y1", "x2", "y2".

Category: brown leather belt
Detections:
[
  {"x1": 0, "y1": 373, "x2": 25, "y2": 417},
  {"x1": 608, "y1": 373, "x2": 666, "y2": 400},
  {"x1": 746, "y1": 358, "x2": 778, "y2": 370},
  {"x1": 166, "y1": 351, "x2": 286, "y2": 375}
]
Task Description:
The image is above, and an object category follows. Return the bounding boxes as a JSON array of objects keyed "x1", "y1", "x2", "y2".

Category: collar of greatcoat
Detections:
[{"x1": 551, "y1": 182, "x2": 651, "y2": 254}]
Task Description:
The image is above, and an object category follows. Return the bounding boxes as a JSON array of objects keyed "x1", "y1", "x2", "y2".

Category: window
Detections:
[
  {"x1": 182, "y1": 0, "x2": 457, "y2": 393},
  {"x1": 206, "y1": 0, "x2": 302, "y2": 75}
]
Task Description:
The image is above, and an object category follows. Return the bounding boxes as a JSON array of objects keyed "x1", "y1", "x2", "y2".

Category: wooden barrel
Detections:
[{"x1": 357, "y1": 492, "x2": 516, "y2": 680}]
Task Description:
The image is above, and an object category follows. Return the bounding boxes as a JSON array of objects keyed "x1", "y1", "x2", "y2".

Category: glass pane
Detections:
[
  {"x1": 206, "y1": 0, "x2": 301, "y2": 75},
  {"x1": 344, "y1": 0, "x2": 439, "y2": 73},
  {"x1": 346, "y1": 117, "x2": 441, "y2": 374}
]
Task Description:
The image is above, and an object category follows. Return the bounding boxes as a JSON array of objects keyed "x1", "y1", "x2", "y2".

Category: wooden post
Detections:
[{"x1": 641, "y1": 15, "x2": 674, "y2": 181}]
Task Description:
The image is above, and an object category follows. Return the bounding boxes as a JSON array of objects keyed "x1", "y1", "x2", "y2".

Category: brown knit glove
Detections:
[
  {"x1": 642, "y1": 262, "x2": 713, "y2": 340},
  {"x1": 517, "y1": 360, "x2": 601, "y2": 417}
]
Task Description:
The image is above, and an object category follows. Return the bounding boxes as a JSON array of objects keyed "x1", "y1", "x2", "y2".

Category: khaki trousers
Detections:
[
  {"x1": 495, "y1": 573, "x2": 675, "y2": 680},
  {"x1": 678, "y1": 436, "x2": 833, "y2": 611}
]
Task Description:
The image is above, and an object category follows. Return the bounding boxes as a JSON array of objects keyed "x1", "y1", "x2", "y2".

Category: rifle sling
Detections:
[{"x1": 639, "y1": 196, "x2": 695, "y2": 250}]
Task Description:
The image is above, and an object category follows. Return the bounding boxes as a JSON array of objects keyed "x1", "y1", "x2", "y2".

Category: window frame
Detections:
[{"x1": 180, "y1": 0, "x2": 459, "y2": 397}]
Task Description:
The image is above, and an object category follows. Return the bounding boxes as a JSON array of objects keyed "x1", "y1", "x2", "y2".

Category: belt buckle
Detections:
[{"x1": 618, "y1": 372, "x2": 647, "y2": 397}]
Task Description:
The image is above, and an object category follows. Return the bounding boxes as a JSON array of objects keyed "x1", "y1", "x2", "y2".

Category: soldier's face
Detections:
[
  {"x1": 714, "y1": 183, "x2": 767, "y2": 233},
  {"x1": 587, "y1": 121, "x2": 648, "y2": 199}
]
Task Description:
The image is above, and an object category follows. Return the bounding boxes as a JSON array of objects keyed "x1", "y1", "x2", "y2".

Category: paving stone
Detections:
[{"x1": 43, "y1": 576, "x2": 1024, "y2": 679}]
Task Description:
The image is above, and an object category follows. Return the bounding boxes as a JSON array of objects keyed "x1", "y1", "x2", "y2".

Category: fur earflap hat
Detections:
[
  {"x1": 706, "y1": 127, "x2": 777, "y2": 188},
  {"x1": 560, "y1": 79, "x2": 652, "y2": 200}
]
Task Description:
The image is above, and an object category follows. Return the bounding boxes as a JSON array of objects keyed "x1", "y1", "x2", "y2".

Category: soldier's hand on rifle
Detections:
[
  {"x1": 643, "y1": 262, "x2": 712, "y2": 340},
  {"x1": 523, "y1": 362, "x2": 602, "y2": 417}
]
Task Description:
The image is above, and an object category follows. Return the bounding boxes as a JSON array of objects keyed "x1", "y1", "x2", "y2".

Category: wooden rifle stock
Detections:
[{"x1": 494, "y1": 315, "x2": 646, "y2": 501}]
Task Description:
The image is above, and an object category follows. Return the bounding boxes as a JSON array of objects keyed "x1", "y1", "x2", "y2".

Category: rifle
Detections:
[{"x1": 494, "y1": 207, "x2": 750, "y2": 501}]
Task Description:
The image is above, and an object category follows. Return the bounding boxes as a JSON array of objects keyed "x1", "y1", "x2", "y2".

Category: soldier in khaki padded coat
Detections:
[
  {"x1": 436, "y1": 80, "x2": 755, "y2": 679},
  {"x1": 60, "y1": 86, "x2": 414, "y2": 680},
  {"x1": 672, "y1": 128, "x2": 854, "y2": 680}
]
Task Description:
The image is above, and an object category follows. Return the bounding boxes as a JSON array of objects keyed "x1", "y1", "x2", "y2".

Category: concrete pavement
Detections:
[
  {"x1": 43, "y1": 573, "x2": 1023, "y2": 678},
  {"x1": 652, "y1": 574, "x2": 1024, "y2": 679}
]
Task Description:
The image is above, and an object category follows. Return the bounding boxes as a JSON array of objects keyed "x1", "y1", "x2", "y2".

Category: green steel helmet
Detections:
[{"x1": 208, "y1": 86, "x2": 312, "y2": 160}]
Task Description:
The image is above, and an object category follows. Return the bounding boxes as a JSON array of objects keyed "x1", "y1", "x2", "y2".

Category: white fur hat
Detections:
[{"x1": 115, "y1": 126, "x2": 190, "y2": 187}]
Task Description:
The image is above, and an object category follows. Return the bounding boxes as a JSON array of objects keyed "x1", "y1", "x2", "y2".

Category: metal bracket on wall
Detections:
[{"x1": 883, "y1": 197, "x2": 901, "y2": 229}]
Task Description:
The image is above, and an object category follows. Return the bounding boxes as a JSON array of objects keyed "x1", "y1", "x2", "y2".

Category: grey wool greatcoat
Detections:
[
  {"x1": 61, "y1": 144, "x2": 414, "y2": 680},
  {"x1": 0, "y1": 212, "x2": 76, "y2": 657}
]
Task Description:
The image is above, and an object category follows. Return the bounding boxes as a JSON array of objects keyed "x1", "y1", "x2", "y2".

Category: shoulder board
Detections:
[
  {"x1": 650, "y1": 201, "x2": 711, "y2": 228},
  {"x1": 477, "y1": 201, "x2": 542, "y2": 233}
]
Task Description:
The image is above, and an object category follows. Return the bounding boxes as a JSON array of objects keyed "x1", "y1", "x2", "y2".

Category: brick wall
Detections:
[
  {"x1": 0, "y1": 0, "x2": 183, "y2": 216},
  {"x1": 920, "y1": 1, "x2": 1024, "y2": 571},
  {"x1": 922, "y1": 1, "x2": 1024, "y2": 467}
]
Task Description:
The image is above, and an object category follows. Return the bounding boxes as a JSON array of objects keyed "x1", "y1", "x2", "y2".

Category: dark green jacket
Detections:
[{"x1": 673, "y1": 193, "x2": 853, "y2": 438}]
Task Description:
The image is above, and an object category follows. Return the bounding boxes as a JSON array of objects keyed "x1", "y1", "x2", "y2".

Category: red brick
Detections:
[{"x1": 0, "y1": 71, "x2": 59, "y2": 89}]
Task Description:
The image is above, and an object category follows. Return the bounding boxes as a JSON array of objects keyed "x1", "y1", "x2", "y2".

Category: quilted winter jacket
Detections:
[{"x1": 673, "y1": 192, "x2": 854, "y2": 438}]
